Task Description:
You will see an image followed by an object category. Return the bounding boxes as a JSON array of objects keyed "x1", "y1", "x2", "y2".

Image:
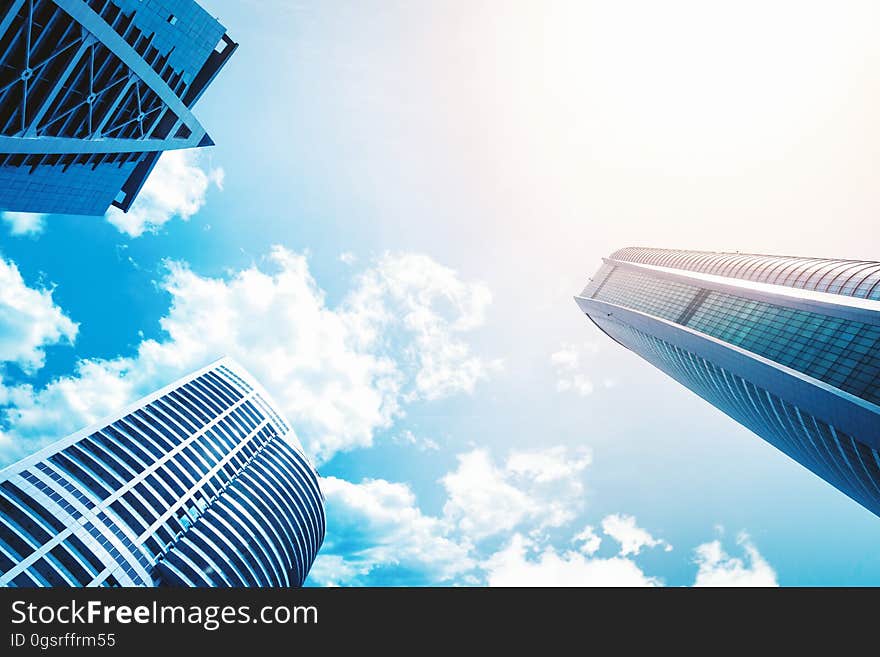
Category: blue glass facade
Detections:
[
  {"x1": 587, "y1": 264, "x2": 880, "y2": 405},
  {"x1": 577, "y1": 248, "x2": 880, "y2": 518},
  {"x1": 0, "y1": 359, "x2": 325, "y2": 587},
  {"x1": 0, "y1": 0, "x2": 236, "y2": 216}
]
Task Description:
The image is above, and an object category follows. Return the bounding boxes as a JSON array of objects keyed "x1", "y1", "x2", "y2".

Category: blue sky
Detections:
[{"x1": 2, "y1": 0, "x2": 880, "y2": 586}]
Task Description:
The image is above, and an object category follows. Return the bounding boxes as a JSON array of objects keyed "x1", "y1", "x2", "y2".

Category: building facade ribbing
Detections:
[{"x1": 0, "y1": 358, "x2": 325, "y2": 587}]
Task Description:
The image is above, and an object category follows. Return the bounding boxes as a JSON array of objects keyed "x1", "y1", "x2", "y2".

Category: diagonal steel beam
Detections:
[
  {"x1": 0, "y1": 0, "x2": 26, "y2": 44},
  {"x1": 51, "y1": 0, "x2": 207, "y2": 143},
  {"x1": 24, "y1": 36, "x2": 90, "y2": 136},
  {"x1": 93, "y1": 75, "x2": 134, "y2": 137},
  {"x1": 29, "y1": 35, "x2": 82, "y2": 75},
  {"x1": 0, "y1": 3, "x2": 27, "y2": 67}
]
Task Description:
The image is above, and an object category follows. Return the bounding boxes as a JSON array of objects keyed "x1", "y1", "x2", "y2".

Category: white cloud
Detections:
[
  {"x1": 391, "y1": 429, "x2": 440, "y2": 451},
  {"x1": 693, "y1": 533, "x2": 778, "y2": 587},
  {"x1": 506, "y1": 445, "x2": 592, "y2": 484},
  {"x1": 105, "y1": 150, "x2": 224, "y2": 237},
  {"x1": 305, "y1": 554, "x2": 360, "y2": 587},
  {"x1": 441, "y1": 450, "x2": 539, "y2": 540},
  {"x1": 0, "y1": 257, "x2": 77, "y2": 374},
  {"x1": 311, "y1": 445, "x2": 595, "y2": 585},
  {"x1": 441, "y1": 446, "x2": 591, "y2": 540},
  {"x1": 550, "y1": 346, "x2": 579, "y2": 369},
  {"x1": 2, "y1": 212, "x2": 46, "y2": 236},
  {"x1": 483, "y1": 534, "x2": 660, "y2": 587},
  {"x1": 551, "y1": 342, "x2": 600, "y2": 396},
  {"x1": 304, "y1": 450, "x2": 776, "y2": 587},
  {"x1": 312, "y1": 472, "x2": 779, "y2": 586},
  {"x1": 601, "y1": 513, "x2": 672, "y2": 556},
  {"x1": 0, "y1": 359, "x2": 136, "y2": 461},
  {"x1": 311, "y1": 460, "x2": 667, "y2": 587},
  {"x1": 339, "y1": 252, "x2": 357, "y2": 266},
  {"x1": 0, "y1": 247, "x2": 496, "y2": 466},
  {"x1": 346, "y1": 253, "x2": 501, "y2": 401},
  {"x1": 308, "y1": 476, "x2": 474, "y2": 586},
  {"x1": 573, "y1": 525, "x2": 602, "y2": 556}
]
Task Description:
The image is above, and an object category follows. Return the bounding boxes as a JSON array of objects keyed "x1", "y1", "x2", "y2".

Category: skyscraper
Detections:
[
  {"x1": 0, "y1": 0, "x2": 236, "y2": 216},
  {"x1": 576, "y1": 247, "x2": 880, "y2": 517},
  {"x1": 0, "y1": 358, "x2": 325, "y2": 587}
]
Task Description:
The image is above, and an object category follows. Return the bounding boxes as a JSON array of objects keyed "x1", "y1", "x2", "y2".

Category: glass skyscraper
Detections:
[
  {"x1": 0, "y1": 0, "x2": 236, "y2": 215},
  {"x1": 0, "y1": 358, "x2": 325, "y2": 587},
  {"x1": 577, "y1": 247, "x2": 880, "y2": 517}
]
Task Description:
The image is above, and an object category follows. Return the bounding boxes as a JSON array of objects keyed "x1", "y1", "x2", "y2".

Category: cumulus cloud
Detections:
[
  {"x1": 310, "y1": 445, "x2": 596, "y2": 586},
  {"x1": 551, "y1": 342, "x2": 600, "y2": 396},
  {"x1": 316, "y1": 440, "x2": 702, "y2": 587},
  {"x1": 2, "y1": 212, "x2": 46, "y2": 236},
  {"x1": 105, "y1": 150, "x2": 224, "y2": 237},
  {"x1": 346, "y1": 253, "x2": 501, "y2": 401},
  {"x1": 0, "y1": 256, "x2": 77, "y2": 374},
  {"x1": 482, "y1": 534, "x2": 661, "y2": 587},
  {"x1": 308, "y1": 476, "x2": 474, "y2": 586},
  {"x1": 506, "y1": 445, "x2": 592, "y2": 484},
  {"x1": 0, "y1": 247, "x2": 496, "y2": 466},
  {"x1": 313, "y1": 472, "x2": 779, "y2": 586},
  {"x1": 302, "y1": 447, "x2": 777, "y2": 587},
  {"x1": 1, "y1": 359, "x2": 144, "y2": 462},
  {"x1": 572, "y1": 525, "x2": 602, "y2": 556},
  {"x1": 693, "y1": 533, "x2": 778, "y2": 587},
  {"x1": 441, "y1": 450, "x2": 540, "y2": 541},
  {"x1": 476, "y1": 511, "x2": 676, "y2": 587},
  {"x1": 441, "y1": 446, "x2": 592, "y2": 541},
  {"x1": 601, "y1": 514, "x2": 672, "y2": 556}
]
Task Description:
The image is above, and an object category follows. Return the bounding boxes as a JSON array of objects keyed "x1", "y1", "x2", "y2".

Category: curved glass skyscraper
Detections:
[
  {"x1": 0, "y1": 0, "x2": 236, "y2": 215},
  {"x1": 577, "y1": 247, "x2": 880, "y2": 517},
  {"x1": 0, "y1": 358, "x2": 325, "y2": 587}
]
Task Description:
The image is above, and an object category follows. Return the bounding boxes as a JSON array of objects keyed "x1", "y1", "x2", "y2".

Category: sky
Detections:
[{"x1": 2, "y1": 0, "x2": 880, "y2": 586}]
